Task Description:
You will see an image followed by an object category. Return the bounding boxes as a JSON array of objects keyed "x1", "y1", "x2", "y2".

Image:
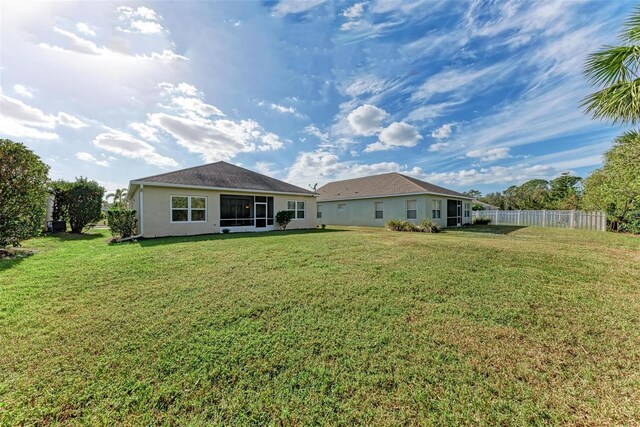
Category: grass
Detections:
[{"x1": 1, "y1": 226, "x2": 639, "y2": 425}]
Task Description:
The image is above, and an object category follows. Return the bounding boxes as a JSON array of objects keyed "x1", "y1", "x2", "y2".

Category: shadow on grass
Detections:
[
  {"x1": 0, "y1": 249, "x2": 35, "y2": 273},
  {"x1": 449, "y1": 225, "x2": 527, "y2": 235},
  {"x1": 136, "y1": 228, "x2": 349, "y2": 247},
  {"x1": 41, "y1": 232, "x2": 105, "y2": 242}
]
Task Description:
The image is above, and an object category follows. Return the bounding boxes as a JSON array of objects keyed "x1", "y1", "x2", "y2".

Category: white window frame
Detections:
[
  {"x1": 338, "y1": 203, "x2": 346, "y2": 211},
  {"x1": 432, "y1": 200, "x2": 442, "y2": 219},
  {"x1": 170, "y1": 195, "x2": 207, "y2": 223},
  {"x1": 287, "y1": 200, "x2": 306, "y2": 220},
  {"x1": 406, "y1": 200, "x2": 417, "y2": 220},
  {"x1": 374, "y1": 201, "x2": 383, "y2": 219},
  {"x1": 464, "y1": 202, "x2": 470, "y2": 218}
]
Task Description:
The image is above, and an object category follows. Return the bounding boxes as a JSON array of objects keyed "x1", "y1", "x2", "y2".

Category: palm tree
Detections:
[
  {"x1": 582, "y1": 6, "x2": 640, "y2": 125},
  {"x1": 106, "y1": 188, "x2": 128, "y2": 206}
]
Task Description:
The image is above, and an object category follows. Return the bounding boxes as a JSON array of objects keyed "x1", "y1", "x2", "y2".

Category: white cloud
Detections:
[
  {"x1": 428, "y1": 142, "x2": 450, "y2": 152},
  {"x1": 466, "y1": 147, "x2": 511, "y2": 162},
  {"x1": 158, "y1": 82, "x2": 200, "y2": 97},
  {"x1": 255, "y1": 161, "x2": 278, "y2": 177},
  {"x1": 341, "y1": 74, "x2": 388, "y2": 97},
  {"x1": 75, "y1": 22, "x2": 96, "y2": 37},
  {"x1": 76, "y1": 151, "x2": 109, "y2": 167},
  {"x1": 365, "y1": 121, "x2": 422, "y2": 152},
  {"x1": 272, "y1": 0, "x2": 326, "y2": 16},
  {"x1": 148, "y1": 113, "x2": 283, "y2": 162},
  {"x1": 93, "y1": 130, "x2": 177, "y2": 167},
  {"x1": 304, "y1": 124, "x2": 330, "y2": 142},
  {"x1": 56, "y1": 112, "x2": 88, "y2": 129},
  {"x1": 13, "y1": 84, "x2": 33, "y2": 98},
  {"x1": 0, "y1": 94, "x2": 86, "y2": 139},
  {"x1": 343, "y1": 2, "x2": 366, "y2": 19},
  {"x1": 129, "y1": 122, "x2": 160, "y2": 143},
  {"x1": 422, "y1": 164, "x2": 558, "y2": 187},
  {"x1": 269, "y1": 103, "x2": 303, "y2": 117},
  {"x1": 347, "y1": 104, "x2": 388, "y2": 136},
  {"x1": 431, "y1": 122, "x2": 454, "y2": 139},
  {"x1": 117, "y1": 6, "x2": 163, "y2": 34},
  {"x1": 406, "y1": 100, "x2": 464, "y2": 122},
  {"x1": 171, "y1": 97, "x2": 225, "y2": 118}
]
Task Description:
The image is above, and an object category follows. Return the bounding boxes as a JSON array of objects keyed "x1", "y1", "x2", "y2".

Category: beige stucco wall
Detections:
[
  {"x1": 134, "y1": 185, "x2": 317, "y2": 238},
  {"x1": 317, "y1": 195, "x2": 471, "y2": 228}
]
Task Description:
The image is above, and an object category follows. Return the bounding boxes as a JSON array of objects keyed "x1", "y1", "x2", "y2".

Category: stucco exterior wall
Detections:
[
  {"x1": 136, "y1": 185, "x2": 317, "y2": 238},
  {"x1": 317, "y1": 195, "x2": 471, "y2": 228}
]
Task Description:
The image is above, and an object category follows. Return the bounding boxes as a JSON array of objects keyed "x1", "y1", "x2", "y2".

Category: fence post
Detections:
[
  {"x1": 570, "y1": 210, "x2": 575, "y2": 229},
  {"x1": 542, "y1": 210, "x2": 546, "y2": 227},
  {"x1": 518, "y1": 210, "x2": 522, "y2": 226}
]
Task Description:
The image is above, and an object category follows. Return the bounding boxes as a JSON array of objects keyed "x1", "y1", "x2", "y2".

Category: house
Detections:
[
  {"x1": 127, "y1": 161, "x2": 317, "y2": 237},
  {"x1": 473, "y1": 200, "x2": 500, "y2": 210},
  {"x1": 316, "y1": 173, "x2": 473, "y2": 228}
]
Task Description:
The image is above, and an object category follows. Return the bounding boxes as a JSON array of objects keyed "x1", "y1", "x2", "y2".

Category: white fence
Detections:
[{"x1": 472, "y1": 210, "x2": 607, "y2": 231}]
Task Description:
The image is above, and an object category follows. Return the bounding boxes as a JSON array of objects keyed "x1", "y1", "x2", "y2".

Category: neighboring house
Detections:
[
  {"x1": 316, "y1": 173, "x2": 473, "y2": 228},
  {"x1": 473, "y1": 200, "x2": 500, "y2": 210},
  {"x1": 128, "y1": 161, "x2": 317, "y2": 237}
]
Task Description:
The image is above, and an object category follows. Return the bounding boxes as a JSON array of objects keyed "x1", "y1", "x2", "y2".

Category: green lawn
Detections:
[{"x1": 1, "y1": 226, "x2": 639, "y2": 425}]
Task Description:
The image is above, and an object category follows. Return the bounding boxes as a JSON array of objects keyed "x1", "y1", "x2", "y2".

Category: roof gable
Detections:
[
  {"x1": 131, "y1": 161, "x2": 313, "y2": 195},
  {"x1": 316, "y1": 172, "x2": 470, "y2": 201}
]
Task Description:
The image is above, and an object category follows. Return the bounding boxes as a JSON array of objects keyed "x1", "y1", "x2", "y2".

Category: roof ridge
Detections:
[
  {"x1": 318, "y1": 171, "x2": 399, "y2": 186},
  {"x1": 133, "y1": 161, "x2": 225, "y2": 182}
]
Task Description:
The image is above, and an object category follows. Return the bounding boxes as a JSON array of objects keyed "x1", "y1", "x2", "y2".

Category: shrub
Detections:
[
  {"x1": 0, "y1": 139, "x2": 50, "y2": 247},
  {"x1": 276, "y1": 210, "x2": 295, "y2": 230},
  {"x1": 472, "y1": 217, "x2": 492, "y2": 225},
  {"x1": 107, "y1": 208, "x2": 138, "y2": 239},
  {"x1": 222, "y1": 228, "x2": 230, "y2": 234},
  {"x1": 419, "y1": 219, "x2": 440, "y2": 233},
  {"x1": 386, "y1": 219, "x2": 420, "y2": 232}
]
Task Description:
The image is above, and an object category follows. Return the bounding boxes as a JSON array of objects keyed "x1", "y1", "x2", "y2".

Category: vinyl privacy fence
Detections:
[{"x1": 472, "y1": 210, "x2": 607, "y2": 231}]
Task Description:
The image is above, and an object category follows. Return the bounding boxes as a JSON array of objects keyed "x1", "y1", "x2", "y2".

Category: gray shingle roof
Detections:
[
  {"x1": 316, "y1": 172, "x2": 471, "y2": 201},
  {"x1": 132, "y1": 161, "x2": 314, "y2": 195}
]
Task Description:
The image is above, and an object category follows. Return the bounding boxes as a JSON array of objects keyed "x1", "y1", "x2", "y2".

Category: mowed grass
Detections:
[{"x1": 1, "y1": 226, "x2": 640, "y2": 426}]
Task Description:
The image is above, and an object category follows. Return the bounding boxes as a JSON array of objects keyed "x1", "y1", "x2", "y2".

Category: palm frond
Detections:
[
  {"x1": 623, "y1": 5, "x2": 640, "y2": 43},
  {"x1": 581, "y1": 78, "x2": 640, "y2": 125},
  {"x1": 583, "y1": 45, "x2": 640, "y2": 88}
]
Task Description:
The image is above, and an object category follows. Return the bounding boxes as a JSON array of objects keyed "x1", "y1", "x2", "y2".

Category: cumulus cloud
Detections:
[
  {"x1": 117, "y1": 6, "x2": 164, "y2": 34},
  {"x1": 466, "y1": 147, "x2": 511, "y2": 162},
  {"x1": 428, "y1": 142, "x2": 450, "y2": 152},
  {"x1": 129, "y1": 122, "x2": 160, "y2": 142},
  {"x1": 158, "y1": 82, "x2": 200, "y2": 96},
  {"x1": 171, "y1": 97, "x2": 225, "y2": 118},
  {"x1": 13, "y1": 84, "x2": 33, "y2": 98},
  {"x1": 269, "y1": 103, "x2": 304, "y2": 117},
  {"x1": 75, "y1": 22, "x2": 96, "y2": 37},
  {"x1": 0, "y1": 94, "x2": 86, "y2": 139},
  {"x1": 347, "y1": 104, "x2": 388, "y2": 136},
  {"x1": 431, "y1": 122, "x2": 455, "y2": 139},
  {"x1": 343, "y1": 2, "x2": 366, "y2": 18},
  {"x1": 365, "y1": 121, "x2": 422, "y2": 152},
  {"x1": 93, "y1": 130, "x2": 177, "y2": 167},
  {"x1": 76, "y1": 151, "x2": 109, "y2": 167},
  {"x1": 304, "y1": 124, "x2": 330, "y2": 142},
  {"x1": 255, "y1": 161, "x2": 278, "y2": 177},
  {"x1": 422, "y1": 164, "x2": 558, "y2": 186}
]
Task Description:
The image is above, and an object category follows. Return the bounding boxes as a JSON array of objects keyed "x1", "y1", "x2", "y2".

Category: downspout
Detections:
[{"x1": 139, "y1": 184, "x2": 144, "y2": 237}]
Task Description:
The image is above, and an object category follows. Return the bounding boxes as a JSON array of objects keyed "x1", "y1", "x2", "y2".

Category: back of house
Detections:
[
  {"x1": 316, "y1": 172, "x2": 472, "y2": 228},
  {"x1": 128, "y1": 161, "x2": 317, "y2": 238}
]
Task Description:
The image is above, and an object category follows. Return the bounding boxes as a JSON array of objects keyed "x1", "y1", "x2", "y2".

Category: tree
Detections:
[
  {"x1": 276, "y1": 210, "x2": 294, "y2": 230},
  {"x1": 481, "y1": 192, "x2": 506, "y2": 210},
  {"x1": 0, "y1": 140, "x2": 50, "y2": 247},
  {"x1": 53, "y1": 178, "x2": 105, "y2": 233},
  {"x1": 583, "y1": 131, "x2": 640, "y2": 232},
  {"x1": 463, "y1": 189, "x2": 482, "y2": 199},
  {"x1": 582, "y1": 6, "x2": 640, "y2": 125},
  {"x1": 106, "y1": 188, "x2": 128, "y2": 208},
  {"x1": 514, "y1": 179, "x2": 550, "y2": 210},
  {"x1": 549, "y1": 173, "x2": 582, "y2": 210}
]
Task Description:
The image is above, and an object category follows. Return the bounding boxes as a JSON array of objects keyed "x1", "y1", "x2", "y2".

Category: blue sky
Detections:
[{"x1": 0, "y1": 0, "x2": 633, "y2": 194}]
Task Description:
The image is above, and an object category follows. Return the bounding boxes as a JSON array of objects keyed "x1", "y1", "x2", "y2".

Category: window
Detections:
[
  {"x1": 464, "y1": 202, "x2": 470, "y2": 217},
  {"x1": 338, "y1": 203, "x2": 346, "y2": 211},
  {"x1": 375, "y1": 201, "x2": 383, "y2": 219},
  {"x1": 317, "y1": 206, "x2": 323, "y2": 219},
  {"x1": 171, "y1": 196, "x2": 207, "y2": 223},
  {"x1": 432, "y1": 200, "x2": 442, "y2": 219},
  {"x1": 406, "y1": 200, "x2": 417, "y2": 219},
  {"x1": 287, "y1": 200, "x2": 306, "y2": 219}
]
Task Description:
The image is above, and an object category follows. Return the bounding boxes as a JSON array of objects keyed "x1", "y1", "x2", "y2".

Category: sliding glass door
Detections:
[{"x1": 220, "y1": 195, "x2": 274, "y2": 228}]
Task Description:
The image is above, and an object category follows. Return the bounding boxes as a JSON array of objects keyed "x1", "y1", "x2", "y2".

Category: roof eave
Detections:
[
  {"x1": 129, "y1": 180, "x2": 317, "y2": 197},
  {"x1": 317, "y1": 191, "x2": 473, "y2": 202}
]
